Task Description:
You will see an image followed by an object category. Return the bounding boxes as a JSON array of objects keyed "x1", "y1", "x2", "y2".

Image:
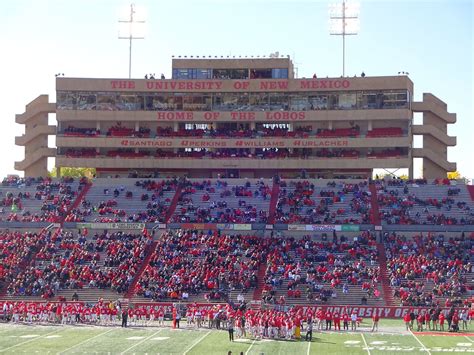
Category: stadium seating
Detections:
[
  {"x1": 0, "y1": 177, "x2": 83, "y2": 222},
  {"x1": 134, "y1": 230, "x2": 266, "y2": 303},
  {"x1": 384, "y1": 232, "x2": 473, "y2": 307},
  {"x1": 274, "y1": 180, "x2": 371, "y2": 224},
  {"x1": 66, "y1": 179, "x2": 178, "y2": 223},
  {"x1": 171, "y1": 179, "x2": 271, "y2": 223},
  {"x1": 375, "y1": 179, "x2": 474, "y2": 225},
  {"x1": 4, "y1": 229, "x2": 152, "y2": 302},
  {"x1": 261, "y1": 232, "x2": 383, "y2": 307}
]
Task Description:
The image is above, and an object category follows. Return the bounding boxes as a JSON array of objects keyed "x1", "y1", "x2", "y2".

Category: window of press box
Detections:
[
  {"x1": 183, "y1": 94, "x2": 212, "y2": 111},
  {"x1": 289, "y1": 94, "x2": 309, "y2": 111},
  {"x1": 272, "y1": 69, "x2": 289, "y2": 79},
  {"x1": 309, "y1": 94, "x2": 329, "y2": 110},
  {"x1": 57, "y1": 92, "x2": 76, "y2": 110},
  {"x1": 96, "y1": 93, "x2": 116, "y2": 111},
  {"x1": 184, "y1": 123, "x2": 210, "y2": 130},
  {"x1": 269, "y1": 93, "x2": 289, "y2": 110},
  {"x1": 116, "y1": 94, "x2": 139, "y2": 111},
  {"x1": 250, "y1": 69, "x2": 272, "y2": 79},
  {"x1": 144, "y1": 94, "x2": 175, "y2": 110},
  {"x1": 212, "y1": 93, "x2": 250, "y2": 110},
  {"x1": 77, "y1": 93, "x2": 97, "y2": 110},
  {"x1": 382, "y1": 90, "x2": 409, "y2": 108},
  {"x1": 212, "y1": 69, "x2": 248, "y2": 80}
]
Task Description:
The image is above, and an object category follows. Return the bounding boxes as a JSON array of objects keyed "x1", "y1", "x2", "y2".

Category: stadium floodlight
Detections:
[
  {"x1": 329, "y1": 0, "x2": 360, "y2": 77},
  {"x1": 118, "y1": 4, "x2": 146, "y2": 79}
]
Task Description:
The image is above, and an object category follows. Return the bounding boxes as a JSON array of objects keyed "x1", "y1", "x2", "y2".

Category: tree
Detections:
[
  {"x1": 48, "y1": 167, "x2": 96, "y2": 178},
  {"x1": 447, "y1": 171, "x2": 461, "y2": 180}
]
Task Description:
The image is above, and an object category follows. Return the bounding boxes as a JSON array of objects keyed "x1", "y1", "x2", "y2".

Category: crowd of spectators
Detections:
[
  {"x1": 274, "y1": 180, "x2": 371, "y2": 224},
  {"x1": 375, "y1": 178, "x2": 474, "y2": 225},
  {"x1": 0, "y1": 177, "x2": 85, "y2": 223},
  {"x1": 6, "y1": 230, "x2": 152, "y2": 298},
  {"x1": 135, "y1": 230, "x2": 266, "y2": 301},
  {"x1": 0, "y1": 230, "x2": 50, "y2": 290},
  {"x1": 172, "y1": 179, "x2": 270, "y2": 224},
  {"x1": 65, "y1": 179, "x2": 179, "y2": 223},
  {"x1": 385, "y1": 232, "x2": 473, "y2": 307},
  {"x1": 262, "y1": 232, "x2": 380, "y2": 305}
]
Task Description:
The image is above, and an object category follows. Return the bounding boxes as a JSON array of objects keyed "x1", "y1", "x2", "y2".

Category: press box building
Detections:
[{"x1": 15, "y1": 57, "x2": 456, "y2": 178}]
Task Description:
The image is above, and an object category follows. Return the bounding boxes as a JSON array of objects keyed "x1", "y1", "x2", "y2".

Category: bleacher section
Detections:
[
  {"x1": 275, "y1": 179, "x2": 371, "y2": 224},
  {"x1": 66, "y1": 179, "x2": 178, "y2": 223},
  {"x1": 1, "y1": 177, "x2": 474, "y2": 309},
  {"x1": 384, "y1": 232, "x2": 474, "y2": 307},
  {"x1": 261, "y1": 233, "x2": 383, "y2": 307},
  {"x1": 376, "y1": 179, "x2": 474, "y2": 225},
  {"x1": 2, "y1": 229, "x2": 152, "y2": 302},
  {"x1": 171, "y1": 179, "x2": 271, "y2": 223},
  {"x1": 0, "y1": 177, "x2": 82, "y2": 222}
]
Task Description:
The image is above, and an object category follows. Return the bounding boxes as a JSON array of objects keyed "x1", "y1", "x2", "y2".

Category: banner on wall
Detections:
[
  {"x1": 76, "y1": 222, "x2": 145, "y2": 230},
  {"x1": 341, "y1": 225, "x2": 360, "y2": 232},
  {"x1": 305, "y1": 225, "x2": 342, "y2": 232},
  {"x1": 216, "y1": 223, "x2": 234, "y2": 230},
  {"x1": 288, "y1": 224, "x2": 307, "y2": 231},
  {"x1": 233, "y1": 224, "x2": 252, "y2": 231}
]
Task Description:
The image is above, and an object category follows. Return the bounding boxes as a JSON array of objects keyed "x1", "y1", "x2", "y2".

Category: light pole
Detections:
[
  {"x1": 329, "y1": 1, "x2": 360, "y2": 77},
  {"x1": 118, "y1": 4, "x2": 146, "y2": 79}
]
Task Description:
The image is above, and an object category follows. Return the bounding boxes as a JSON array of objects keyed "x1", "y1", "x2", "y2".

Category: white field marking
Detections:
[
  {"x1": 456, "y1": 343, "x2": 472, "y2": 347},
  {"x1": 151, "y1": 337, "x2": 169, "y2": 341},
  {"x1": 183, "y1": 331, "x2": 211, "y2": 355},
  {"x1": 244, "y1": 339, "x2": 257, "y2": 355},
  {"x1": 58, "y1": 328, "x2": 114, "y2": 355},
  {"x1": 125, "y1": 336, "x2": 145, "y2": 340},
  {"x1": 409, "y1": 329, "x2": 431, "y2": 355},
  {"x1": 0, "y1": 328, "x2": 63, "y2": 353},
  {"x1": 306, "y1": 340, "x2": 311, "y2": 355},
  {"x1": 466, "y1": 336, "x2": 474, "y2": 343},
  {"x1": 120, "y1": 329, "x2": 163, "y2": 355},
  {"x1": 44, "y1": 335, "x2": 61, "y2": 339},
  {"x1": 344, "y1": 340, "x2": 361, "y2": 345},
  {"x1": 360, "y1": 333, "x2": 371, "y2": 355},
  {"x1": 19, "y1": 335, "x2": 40, "y2": 338}
]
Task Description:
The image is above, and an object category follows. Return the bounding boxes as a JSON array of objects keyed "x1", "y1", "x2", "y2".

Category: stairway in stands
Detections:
[
  {"x1": 165, "y1": 183, "x2": 183, "y2": 223},
  {"x1": 267, "y1": 180, "x2": 280, "y2": 224},
  {"x1": 63, "y1": 181, "x2": 92, "y2": 223},
  {"x1": 467, "y1": 185, "x2": 474, "y2": 201},
  {"x1": 368, "y1": 182, "x2": 381, "y2": 225},
  {"x1": 250, "y1": 261, "x2": 268, "y2": 310},
  {"x1": 125, "y1": 241, "x2": 158, "y2": 299},
  {"x1": 376, "y1": 242, "x2": 395, "y2": 307}
]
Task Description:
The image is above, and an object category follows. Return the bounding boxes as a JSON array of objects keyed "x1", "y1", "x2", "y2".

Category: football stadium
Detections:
[{"x1": 1, "y1": 1, "x2": 473, "y2": 354}]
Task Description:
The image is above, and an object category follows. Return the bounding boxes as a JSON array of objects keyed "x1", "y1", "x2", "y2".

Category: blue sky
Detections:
[{"x1": 1, "y1": 0, "x2": 472, "y2": 179}]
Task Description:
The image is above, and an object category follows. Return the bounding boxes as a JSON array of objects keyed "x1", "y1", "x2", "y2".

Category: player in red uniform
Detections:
[
  {"x1": 342, "y1": 311, "x2": 349, "y2": 330},
  {"x1": 403, "y1": 312, "x2": 411, "y2": 331},
  {"x1": 325, "y1": 310, "x2": 332, "y2": 330},
  {"x1": 371, "y1": 313, "x2": 380, "y2": 332},
  {"x1": 333, "y1": 312, "x2": 341, "y2": 331}
]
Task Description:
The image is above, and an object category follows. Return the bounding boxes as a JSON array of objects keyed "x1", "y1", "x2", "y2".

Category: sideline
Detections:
[
  {"x1": 409, "y1": 329, "x2": 431, "y2": 355},
  {"x1": 58, "y1": 328, "x2": 114, "y2": 354},
  {"x1": 360, "y1": 332, "x2": 371, "y2": 355},
  {"x1": 183, "y1": 330, "x2": 211, "y2": 355},
  {"x1": 0, "y1": 327, "x2": 64, "y2": 353},
  {"x1": 306, "y1": 340, "x2": 311, "y2": 355}
]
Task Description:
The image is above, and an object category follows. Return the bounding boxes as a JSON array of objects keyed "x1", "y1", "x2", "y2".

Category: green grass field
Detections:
[{"x1": 0, "y1": 320, "x2": 473, "y2": 354}]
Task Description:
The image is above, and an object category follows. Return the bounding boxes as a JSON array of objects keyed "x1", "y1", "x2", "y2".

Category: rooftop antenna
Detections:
[
  {"x1": 329, "y1": 0, "x2": 360, "y2": 77},
  {"x1": 118, "y1": 4, "x2": 146, "y2": 78},
  {"x1": 293, "y1": 52, "x2": 301, "y2": 79}
]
